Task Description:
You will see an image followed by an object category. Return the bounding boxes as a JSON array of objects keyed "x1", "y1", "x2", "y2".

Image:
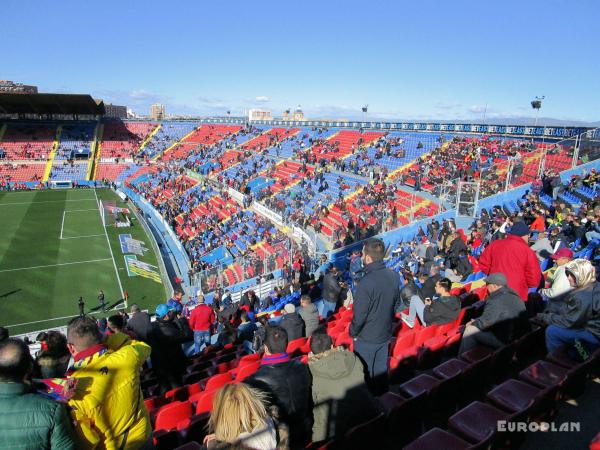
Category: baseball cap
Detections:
[
  {"x1": 508, "y1": 221, "x2": 530, "y2": 237},
  {"x1": 551, "y1": 248, "x2": 574, "y2": 260},
  {"x1": 283, "y1": 303, "x2": 296, "y2": 314},
  {"x1": 484, "y1": 273, "x2": 508, "y2": 286},
  {"x1": 155, "y1": 304, "x2": 173, "y2": 319}
]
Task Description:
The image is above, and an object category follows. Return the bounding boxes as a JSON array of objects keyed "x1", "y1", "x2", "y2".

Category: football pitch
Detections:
[{"x1": 0, "y1": 188, "x2": 168, "y2": 335}]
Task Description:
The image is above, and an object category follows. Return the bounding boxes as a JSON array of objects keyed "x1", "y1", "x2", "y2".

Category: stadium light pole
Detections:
[{"x1": 531, "y1": 96, "x2": 544, "y2": 128}]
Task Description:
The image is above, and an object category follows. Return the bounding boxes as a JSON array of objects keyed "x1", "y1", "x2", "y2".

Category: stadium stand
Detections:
[
  {"x1": 0, "y1": 162, "x2": 45, "y2": 183},
  {"x1": 1, "y1": 116, "x2": 599, "y2": 450},
  {"x1": 0, "y1": 123, "x2": 56, "y2": 160},
  {"x1": 99, "y1": 121, "x2": 157, "y2": 159}
]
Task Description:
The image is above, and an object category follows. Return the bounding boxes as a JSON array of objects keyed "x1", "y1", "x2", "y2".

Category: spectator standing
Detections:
[
  {"x1": 0, "y1": 338, "x2": 76, "y2": 450},
  {"x1": 126, "y1": 304, "x2": 152, "y2": 342},
  {"x1": 66, "y1": 316, "x2": 151, "y2": 449},
  {"x1": 279, "y1": 304, "x2": 305, "y2": 341},
  {"x1": 240, "y1": 289, "x2": 260, "y2": 312},
  {"x1": 246, "y1": 326, "x2": 312, "y2": 446},
  {"x1": 459, "y1": 274, "x2": 528, "y2": 354},
  {"x1": 479, "y1": 221, "x2": 542, "y2": 301},
  {"x1": 308, "y1": 331, "x2": 381, "y2": 443},
  {"x1": 149, "y1": 304, "x2": 193, "y2": 392},
  {"x1": 237, "y1": 311, "x2": 258, "y2": 345},
  {"x1": 97, "y1": 290, "x2": 106, "y2": 312},
  {"x1": 349, "y1": 238, "x2": 400, "y2": 394},
  {"x1": 322, "y1": 266, "x2": 343, "y2": 317},
  {"x1": 167, "y1": 288, "x2": 185, "y2": 315},
  {"x1": 298, "y1": 295, "x2": 319, "y2": 337},
  {"x1": 530, "y1": 231, "x2": 555, "y2": 262},
  {"x1": 189, "y1": 295, "x2": 215, "y2": 354}
]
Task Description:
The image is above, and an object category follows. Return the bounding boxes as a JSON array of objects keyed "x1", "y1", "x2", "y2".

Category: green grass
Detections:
[{"x1": 0, "y1": 188, "x2": 168, "y2": 335}]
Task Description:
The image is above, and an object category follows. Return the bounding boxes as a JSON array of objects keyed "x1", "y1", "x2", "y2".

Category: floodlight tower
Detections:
[
  {"x1": 362, "y1": 105, "x2": 368, "y2": 123},
  {"x1": 531, "y1": 96, "x2": 545, "y2": 128}
]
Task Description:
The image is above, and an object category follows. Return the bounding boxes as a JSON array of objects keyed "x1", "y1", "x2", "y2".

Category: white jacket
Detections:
[{"x1": 541, "y1": 265, "x2": 573, "y2": 299}]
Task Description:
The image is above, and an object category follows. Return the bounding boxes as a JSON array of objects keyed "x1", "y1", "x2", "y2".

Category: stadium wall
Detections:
[{"x1": 122, "y1": 186, "x2": 190, "y2": 288}]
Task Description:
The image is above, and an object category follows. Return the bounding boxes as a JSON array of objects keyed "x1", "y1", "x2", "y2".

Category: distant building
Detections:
[
  {"x1": 248, "y1": 109, "x2": 272, "y2": 121},
  {"x1": 283, "y1": 106, "x2": 305, "y2": 121},
  {"x1": 0, "y1": 80, "x2": 38, "y2": 94},
  {"x1": 103, "y1": 103, "x2": 127, "y2": 119},
  {"x1": 151, "y1": 103, "x2": 166, "y2": 120}
]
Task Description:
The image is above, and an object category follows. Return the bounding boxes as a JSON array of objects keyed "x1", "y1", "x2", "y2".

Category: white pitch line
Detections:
[
  {"x1": 60, "y1": 234, "x2": 105, "y2": 240},
  {"x1": 5, "y1": 305, "x2": 126, "y2": 329},
  {"x1": 64, "y1": 208, "x2": 101, "y2": 213},
  {"x1": 60, "y1": 211, "x2": 66, "y2": 239},
  {"x1": 0, "y1": 258, "x2": 112, "y2": 273},
  {"x1": 94, "y1": 189, "x2": 125, "y2": 302},
  {"x1": 0, "y1": 199, "x2": 97, "y2": 206}
]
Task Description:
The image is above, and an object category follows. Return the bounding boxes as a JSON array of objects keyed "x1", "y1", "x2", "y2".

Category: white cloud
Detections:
[{"x1": 255, "y1": 96, "x2": 270, "y2": 103}]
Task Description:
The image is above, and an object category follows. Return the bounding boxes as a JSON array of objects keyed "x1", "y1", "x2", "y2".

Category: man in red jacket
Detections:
[
  {"x1": 189, "y1": 295, "x2": 215, "y2": 354},
  {"x1": 479, "y1": 221, "x2": 542, "y2": 301}
]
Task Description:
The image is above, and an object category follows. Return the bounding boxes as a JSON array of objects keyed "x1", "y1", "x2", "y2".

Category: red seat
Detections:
[
  {"x1": 194, "y1": 389, "x2": 218, "y2": 415},
  {"x1": 392, "y1": 331, "x2": 416, "y2": 358},
  {"x1": 234, "y1": 360, "x2": 261, "y2": 382},
  {"x1": 154, "y1": 401, "x2": 192, "y2": 432},
  {"x1": 404, "y1": 427, "x2": 473, "y2": 450},
  {"x1": 591, "y1": 432, "x2": 600, "y2": 450},
  {"x1": 459, "y1": 345, "x2": 495, "y2": 364},
  {"x1": 204, "y1": 373, "x2": 232, "y2": 392},
  {"x1": 164, "y1": 386, "x2": 188, "y2": 402},
  {"x1": 485, "y1": 378, "x2": 543, "y2": 414},
  {"x1": 518, "y1": 360, "x2": 569, "y2": 388},
  {"x1": 399, "y1": 374, "x2": 440, "y2": 398},
  {"x1": 414, "y1": 326, "x2": 437, "y2": 346},
  {"x1": 433, "y1": 358, "x2": 469, "y2": 380},
  {"x1": 448, "y1": 401, "x2": 511, "y2": 445},
  {"x1": 286, "y1": 337, "x2": 307, "y2": 355}
]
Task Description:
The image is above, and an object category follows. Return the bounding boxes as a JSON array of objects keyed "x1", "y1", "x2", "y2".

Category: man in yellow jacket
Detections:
[{"x1": 66, "y1": 316, "x2": 152, "y2": 450}]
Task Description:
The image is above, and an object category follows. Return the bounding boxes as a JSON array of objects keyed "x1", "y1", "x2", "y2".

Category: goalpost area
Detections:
[{"x1": 0, "y1": 188, "x2": 168, "y2": 335}]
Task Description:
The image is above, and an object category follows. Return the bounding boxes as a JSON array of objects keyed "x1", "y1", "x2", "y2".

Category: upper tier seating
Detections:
[
  {"x1": 100, "y1": 122, "x2": 157, "y2": 159},
  {"x1": 0, "y1": 124, "x2": 56, "y2": 160}
]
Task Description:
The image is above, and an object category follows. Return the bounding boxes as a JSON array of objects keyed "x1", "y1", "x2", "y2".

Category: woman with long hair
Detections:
[{"x1": 204, "y1": 383, "x2": 283, "y2": 450}]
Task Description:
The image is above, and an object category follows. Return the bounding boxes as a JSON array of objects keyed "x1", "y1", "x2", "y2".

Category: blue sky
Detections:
[{"x1": 2, "y1": 0, "x2": 599, "y2": 123}]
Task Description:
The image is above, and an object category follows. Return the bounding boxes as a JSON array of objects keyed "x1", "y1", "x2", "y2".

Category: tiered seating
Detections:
[
  {"x1": 96, "y1": 163, "x2": 132, "y2": 181},
  {"x1": 49, "y1": 162, "x2": 88, "y2": 181},
  {"x1": 162, "y1": 125, "x2": 241, "y2": 161},
  {"x1": 55, "y1": 124, "x2": 95, "y2": 160},
  {"x1": 0, "y1": 124, "x2": 56, "y2": 160},
  {"x1": 240, "y1": 127, "x2": 300, "y2": 152},
  {"x1": 100, "y1": 121, "x2": 157, "y2": 159},
  {"x1": 0, "y1": 163, "x2": 45, "y2": 182},
  {"x1": 251, "y1": 160, "x2": 314, "y2": 195},
  {"x1": 344, "y1": 132, "x2": 447, "y2": 174},
  {"x1": 264, "y1": 127, "x2": 335, "y2": 159},
  {"x1": 309, "y1": 130, "x2": 385, "y2": 161},
  {"x1": 140, "y1": 121, "x2": 200, "y2": 158},
  {"x1": 319, "y1": 186, "x2": 438, "y2": 237}
]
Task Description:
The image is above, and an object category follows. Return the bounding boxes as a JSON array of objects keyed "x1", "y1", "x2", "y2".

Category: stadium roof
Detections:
[{"x1": 0, "y1": 93, "x2": 105, "y2": 115}]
